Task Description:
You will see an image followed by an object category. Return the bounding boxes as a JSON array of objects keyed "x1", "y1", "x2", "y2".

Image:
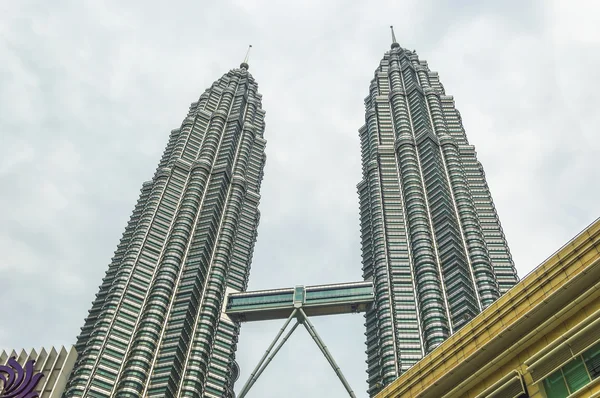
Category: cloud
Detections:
[{"x1": 1, "y1": 1, "x2": 599, "y2": 397}]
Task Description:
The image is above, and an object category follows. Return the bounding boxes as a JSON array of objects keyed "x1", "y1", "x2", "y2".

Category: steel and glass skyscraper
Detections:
[
  {"x1": 59, "y1": 33, "x2": 521, "y2": 398},
  {"x1": 65, "y1": 57, "x2": 266, "y2": 398},
  {"x1": 359, "y1": 30, "x2": 519, "y2": 395}
]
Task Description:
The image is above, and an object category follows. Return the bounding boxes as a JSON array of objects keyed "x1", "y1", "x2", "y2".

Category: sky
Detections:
[{"x1": 1, "y1": 0, "x2": 599, "y2": 397}]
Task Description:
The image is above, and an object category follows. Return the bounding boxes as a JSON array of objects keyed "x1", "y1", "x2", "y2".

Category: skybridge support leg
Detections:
[
  {"x1": 240, "y1": 321, "x2": 300, "y2": 397},
  {"x1": 298, "y1": 308, "x2": 357, "y2": 398},
  {"x1": 238, "y1": 309, "x2": 298, "y2": 398},
  {"x1": 237, "y1": 307, "x2": 357, "y2": 398}
]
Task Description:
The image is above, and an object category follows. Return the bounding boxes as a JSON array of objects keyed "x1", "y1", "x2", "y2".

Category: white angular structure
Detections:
[{"x1": 0, "y1": 346, "x2": 77, "y2": 398}]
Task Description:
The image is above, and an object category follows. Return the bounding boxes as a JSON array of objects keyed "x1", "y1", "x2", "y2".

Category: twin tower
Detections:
[{"x1": 64, "y1": 34, "x2": 518, "y2": 397}]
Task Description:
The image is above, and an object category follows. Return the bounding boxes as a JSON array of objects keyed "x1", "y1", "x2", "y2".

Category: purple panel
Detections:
[{"x1": 0, "y1": 357, "x2": 44, "y2": 398}]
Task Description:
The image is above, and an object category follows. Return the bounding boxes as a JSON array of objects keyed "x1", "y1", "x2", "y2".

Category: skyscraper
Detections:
[
  {"x1": 358, "y1": 30, "x2": 519, "y2": 395},
  {"x1": 65, "y1": 55, "x2": 267, "y2": 398}
]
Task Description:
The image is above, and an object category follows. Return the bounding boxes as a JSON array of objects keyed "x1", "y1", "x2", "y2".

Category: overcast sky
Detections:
[{"x1": 1, "y1": 1, "x2": 599, "y2": 397}]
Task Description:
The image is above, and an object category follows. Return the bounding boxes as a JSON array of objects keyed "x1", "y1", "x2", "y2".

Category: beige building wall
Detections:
[{"x1": 1, "y1": 345, "x2": 77, "y2": 398}]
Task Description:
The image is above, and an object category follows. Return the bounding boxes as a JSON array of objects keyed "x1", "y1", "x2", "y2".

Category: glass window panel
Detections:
[
  {"x1": 542, "y1": 369, "x2": 569, "y2": 398},
  {"x1": 583, "y1": 342, "x2": 600, "y2": 380},
  {"x1": 563, "y1": 357, "x2": 591, "y2": 394},
  {"x1": 227, "y1": 293, "x2": 293, "y2": 308},
  {"x1": 294, "y1": 286, "x2": 305, "y2": 303},
  {"x1": 305, "y1": 287, "x2": 372, "y2": 300}
]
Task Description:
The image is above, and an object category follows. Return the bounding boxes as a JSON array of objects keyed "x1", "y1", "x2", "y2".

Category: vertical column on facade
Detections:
[
  {"x1": 390, "y1": 53, "x2": 450, "y2": 352},
  {"x1": 147, "y1": 77, "x2": 259, "y2": 397},
  {"x1": 373, "y1": 65, "x2": 406, "y2": 379},
  {"x1": 200, "y1": 77, "x2": 266, "y2": 398},
  {"x1": 223, "y1": 122, "x2": 258, "y2": 291},
  {"x1": 119, "y1": 85, "x2": 235, "y2": 397},
  {"x1": 66, "y1": 163, "x2": 173, "y2": 397},
  {"x1": 365, "y1": 159, "x2": 399, "y2": 387},
  {"x1": 438, "y1": 136, "x2": 500, "y2": 307},
  {"x1": 438, "y1": 96, "x2": 518, "y2": 292},
  {"x1": 365, "y1": 70, "x2": 402, "y2": 384},
  {"x1": 414, "y1": 62, "x2": 485, "y2": 324},
  {"x1": 144, "y1": 167, "x2": 228, "y2": 398},
  {"x1": 359, "y1": 179, "x2": 380, "y2": 395},
  {"x1": 203, "y1": 120, "x2": 256, "y2": 398},
  {"x1": 204, "y1": 315, "x2": 240, "y2": 398},
  {"x1": 95, "y1": 78, "x2": 233, "y2": 398},
  {"x1": 144, "y1": 172, "x2": 225, "y2": 397},
  {"x1": 89, "y1": 168, "x2": 186, "y2": 398},
  {"x1": 360, "y1": 74, "x2": 399, "y2": 392},
  {"x1": 244, "y1": 104, "x2": 266, "y2": 199},
  {"x1": 185, "y1": 91, "x2": 209, "y2": 119},
  {"x1": 213, "y1": 88, "x2": 243, "y2": 172},
  {"x1": 216, "y1": 124, "x2": 267, "y2": 398},
  {"x1": 393, "y1": 134, "x2": 450, "y2": 351},
  {"x1": 461, "y1": 147, "x2": 518, "y2": 293},
  {"x1": 226, "y1": 194, "x2": 259, "y2": 290},
  {"x1": 115, "y1": 160, "x2": 211, "y2": 397},
  {"x1": 375, "y1": 71, "x2": 423, "y2": 375},
  {"x1": 74, "y1": 180, "x2": 153, "y2": 355},
  {"x1": 377, "y1": 147, "x2": 423, "y2": 371},
  {"x1": 402, "y1": 55, "x2": 478, "y2": 331},
  {"x1": 182, "y1": 112, "x2": 213, "y2": 166},
  {"x1": 200, "y1": 175, "x2": 246, "y2": 398},
  {"x1": 438, "y1": 96, "x2": 468, "y2": 145},
  {"x1": 225, "y1": 85, "x2": 266, "y2": 291},
  {"x1": 172, "y1": 90, "x2": 212, "y2": 166},
  {"x1": 143, "y1": 97, "x2": 234, "y2": 398},
  {"x1": 229, "y1": 193, "x2": 261, "y2": 290},
  {"x1": 158, "y1": 129, "x2": 182, "y2": 170},
  {"x1": 436, "y1": 94, "x2": 502, "y2": 305},
  {"x1": 169, "y1": 115, "x2": 198, "y2": 166},
  {"x1": 232, "y1": 137, "x2": 266, "y2": 290},
  {"x1": 358, "y1": 119, "x2": 382, "y2": 394},
  {"x1": 373, "y1": 68, "x2": 401, "y2": 383},
  {"x1": 440, "y1": 95, "x2": 518, "y2": 294},
  {"x1": 177, "y1": 171, "x2": 246, "y2": 398}
]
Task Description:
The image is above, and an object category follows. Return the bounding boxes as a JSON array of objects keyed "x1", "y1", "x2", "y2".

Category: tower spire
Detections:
[
  {"x1": 390, "y1": 25, "x2": 400, "y2": 49},
  {"x1": 240, "y1": 44, "x2": 252, "y2": 70}
]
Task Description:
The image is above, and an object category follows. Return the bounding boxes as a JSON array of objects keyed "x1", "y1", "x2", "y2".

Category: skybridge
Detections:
[
  {"x1": 225, "y1": 281, "x2": 374, "y2": 398},
  {"x1": 225, "y1": 281, "x2": 374, "y2": 322}
]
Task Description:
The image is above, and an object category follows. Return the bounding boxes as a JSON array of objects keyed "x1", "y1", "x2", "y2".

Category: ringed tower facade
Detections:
[
  {"x1": 65, "y1": 53, "x2": 267, "y2": 398},
  {"x1": 358, "y1": 29, "x2": 518, "y2": 396}
]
